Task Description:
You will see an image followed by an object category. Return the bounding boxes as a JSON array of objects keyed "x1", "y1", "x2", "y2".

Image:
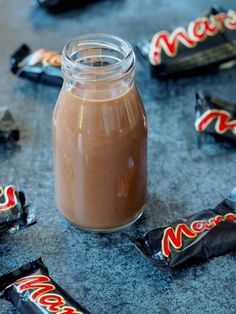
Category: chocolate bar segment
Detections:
[
  {"x1": 0, "y1": 185, "x2": 35, "y2": 236},
  {"x1": 0, "y1": 258, "x2": 90, "y2": 314},
  {"x1": 195, "y1": 91, "x2": 236, "y2": 144},
  {"x1": 0, "y1": 107, "x2": 19, "y2": 141},
  {"x1": 131, "y1": 187, "x2": 236, "y2": 269},
  {"x1": 136, "y1": 7, "x2": 236, "y2": 78},
  {"x1": 10, "y1": 44, "x2": 63, "y2": 86}
]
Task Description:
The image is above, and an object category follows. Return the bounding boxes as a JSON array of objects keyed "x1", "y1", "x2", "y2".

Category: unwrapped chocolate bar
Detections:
[
  {"x1": 136, "y1": 7, "x2": 236, "y2": 78},
  {"x1": 10, "y1": 44, "x2": 62, "y2": 86},
  {"x1": 131, "y1": 187, "x2": 236, "y2": 269},
  {"x1": 0, "y1": 257, "x2": 90, "y2": 314},
  {"x1": 0, "y1": 107, "x2": 19, "y2": 141},
  {"x1": 0, "y1": 185, "x2": 35, "y2": 236},
  {"x1": 195, "y1": 91, "x2": 236, "y2": 144}
]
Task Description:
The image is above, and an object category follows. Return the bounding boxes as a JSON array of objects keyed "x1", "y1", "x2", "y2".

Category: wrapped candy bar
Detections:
[
  {"x1": 10, "y1": 44, "x2": 62, "y2": 86},
  {"x1": 0, "y1": 107, "x2": 19, "y2": 141},
  {"x1": 195, "y1": 91, "x2": 236, "y2": 144},
  {"x1": 136, "y1": 7, "x2": 236, "y2": 78},
  {"x1": 0, "y1": 257, "x2": 90, "y2": 314},
  {"x1": 131, "y1": 187, "x2": 236, "y2": 269},
  {"x1": 0, "y1": 185, "x2": 36, "y2": 236}
]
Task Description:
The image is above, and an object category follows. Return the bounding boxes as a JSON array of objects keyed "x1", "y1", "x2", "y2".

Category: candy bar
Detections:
[
  {"x1": 0, "y1": 185, "x2": 35, "y2": 236},
  {"x1": 10, "y1": 44, "x2": 62, "y2": 86},
  {"x1": 131, "y1": 187, "x2": 236, "y2": 269},
  {"x1": 0, "y1": 258, "x2": 90, "y2": 314},
  {"x1": 136, "y1": 7, "x2": 236, "y2": 78},
  {"x1": 195, "y1": 91, "x2": 236, "y2": 144}
]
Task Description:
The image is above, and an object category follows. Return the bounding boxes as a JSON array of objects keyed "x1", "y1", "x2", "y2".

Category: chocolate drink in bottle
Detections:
[{"x1": 52, "y1": 34, "x2": 147, "y2": 232}]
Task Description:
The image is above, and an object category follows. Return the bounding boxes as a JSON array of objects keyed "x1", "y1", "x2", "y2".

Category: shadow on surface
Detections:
[
  {"x1": 0, "y1": 141, "x2": 21, "y2": 163},
  {"x1": 12, "y1": 81, "x2": 60, "y2": 107},
  {"x1": 28, "y1": 0, "x2": 126, "y2": 28}
]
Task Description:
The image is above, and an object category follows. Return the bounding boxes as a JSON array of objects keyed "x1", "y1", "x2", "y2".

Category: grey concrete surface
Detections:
[{"x1": 0, "y1": 0, "x2": 236, "y2": 313}]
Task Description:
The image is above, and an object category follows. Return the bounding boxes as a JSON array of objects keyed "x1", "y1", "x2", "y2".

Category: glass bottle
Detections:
[{"x1": 52, "y1": 34, "x2": 147, "y2": 232}]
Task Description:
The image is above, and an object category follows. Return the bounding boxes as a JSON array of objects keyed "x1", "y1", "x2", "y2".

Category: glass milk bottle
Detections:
[{"x1": 52, "y1": 34, "x2": 147, "y2": 232}]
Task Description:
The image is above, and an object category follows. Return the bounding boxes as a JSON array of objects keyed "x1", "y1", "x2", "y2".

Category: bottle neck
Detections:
[
  {"x1": 61, "y1": 34, "x2": 135, "y2": 99},
  {"x1": 63, "y1": 72, "x2": 135, "y2": 100}
]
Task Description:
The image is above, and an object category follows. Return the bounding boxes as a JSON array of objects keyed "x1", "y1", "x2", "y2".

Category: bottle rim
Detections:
[{"x1": 61, "y1": 33, "x2": 135, "y2": 82}]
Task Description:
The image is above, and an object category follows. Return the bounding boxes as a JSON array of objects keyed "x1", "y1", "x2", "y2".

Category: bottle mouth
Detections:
[{"x1": 61, "y1": 34, "x2": 135, "y2": 82}]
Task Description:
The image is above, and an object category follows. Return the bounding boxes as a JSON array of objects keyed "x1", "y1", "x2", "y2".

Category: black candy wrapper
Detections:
[
  {"x1": 0, "y1": 257, "x2": 90, "y2": 314},
  {"x1": 10, "y1": 44, "x2": 62, "y2": 86},
  {"x1": 131, "y1": 187, "x2": 236, "y2": 269},
  {"x1": 0, "y1": 107, "x2": 20, "y2": 141},
  {"x1": 135, "y1": 7, "x2": 236, "y2": 78},
  {"x1": 195, "y1": 91, "x2": 236, "y2": 145},
  {"x1": 0, "y1": 185, "x2": 36, "y2": 236}
]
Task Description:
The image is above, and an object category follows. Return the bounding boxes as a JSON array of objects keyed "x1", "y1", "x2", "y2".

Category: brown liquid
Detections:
[{"x1": 52, "y1": 82, "x2": 147, "y2": 231}]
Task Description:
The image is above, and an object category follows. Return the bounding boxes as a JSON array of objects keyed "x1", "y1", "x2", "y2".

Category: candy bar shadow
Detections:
[{"x1": 28, "y1": 0, "x2": 126, "y2": 25}]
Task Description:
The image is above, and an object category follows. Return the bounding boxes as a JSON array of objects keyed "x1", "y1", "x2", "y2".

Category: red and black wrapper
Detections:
[
  {"x1": 0, "y1": 257, "x2": 90, "y2": 314},
  {"x1": 10, "y1": 44, "x2": 62, "y2": 87},
  {"x1": 195, "y1": 91, "x2": 236, "y2": 145},
  {"x1": 0, "y1": 107, "x2": 20, "y2": 141},
  {"x1": 0, "y1": 185, "x2": 36, "y2": 236},
  {"x1": 135, "y1": 7, "x2": 236, "y2": 78},
  {"x1": 131, "y1": 188, "x2": 236, "y2": 269}
]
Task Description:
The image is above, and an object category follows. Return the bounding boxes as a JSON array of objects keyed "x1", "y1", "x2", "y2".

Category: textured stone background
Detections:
[{"x1": 0, "y1": 0, "x2": 236, "y2": 313}]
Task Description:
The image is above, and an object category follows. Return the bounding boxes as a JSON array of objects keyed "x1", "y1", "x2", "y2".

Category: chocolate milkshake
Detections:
[{"x1": 52, "y1": 34, "x2": 147, "y2": 232}]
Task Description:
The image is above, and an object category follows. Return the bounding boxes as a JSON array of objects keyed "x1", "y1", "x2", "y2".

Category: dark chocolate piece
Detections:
[
  {"x1": 0, "y1": 185, "x2": 36, "y2": 236},
  {"x1": 0, "y1": 107, "x2": 19, "y2": 141},
  {"x1": 10, "y1": 44, "x2": 63, "y2": 86},
  {"x1": 0, "y1": 258, "x2": 90, "y2": 314},
  {"x1": 136, "y1": 7, "x2": 236, "y2": 78},
  {"x1": 195, "y1": 91, "x2": 236, "y2": 144},
  {"x1": 131, "y1": 187, "x2": 236, "y2": 269}
]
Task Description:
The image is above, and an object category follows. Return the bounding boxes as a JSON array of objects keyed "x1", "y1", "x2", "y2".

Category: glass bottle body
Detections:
[{"x1": 52, "y1": 34, "x2": 147, "y2": 232}]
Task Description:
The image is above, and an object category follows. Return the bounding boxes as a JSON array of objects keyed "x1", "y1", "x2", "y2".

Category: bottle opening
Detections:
[{"x1": 61, "y1": 34, "x2": 135, "y2": 82}]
